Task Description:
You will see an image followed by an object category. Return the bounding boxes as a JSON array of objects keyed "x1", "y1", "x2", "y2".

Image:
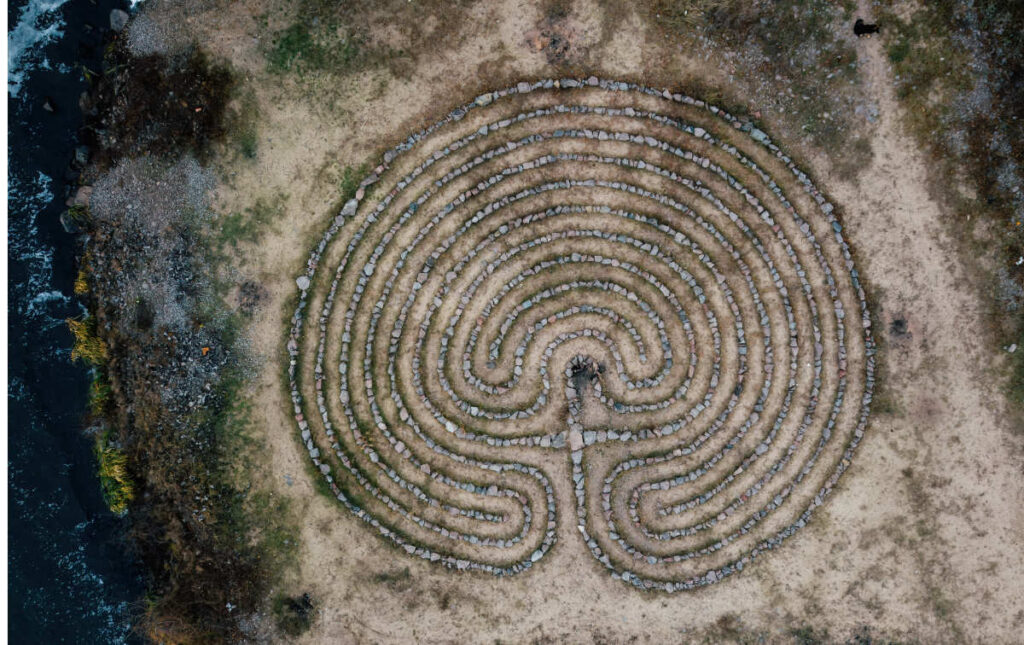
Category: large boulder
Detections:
[{"x1": 110, "y1": 9, "x2": 130, "y2": 32}]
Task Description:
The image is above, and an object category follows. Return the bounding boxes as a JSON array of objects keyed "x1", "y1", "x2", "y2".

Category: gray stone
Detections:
[
  {"x1": 341, "y1": 198, "x2": 358, "y2": 217},
  {"x1": 59, "y1": 210, "x2": 81, "y2": 234},
  {"x1": 109, "y1": 9, "x2": 129, "y2": 32}
]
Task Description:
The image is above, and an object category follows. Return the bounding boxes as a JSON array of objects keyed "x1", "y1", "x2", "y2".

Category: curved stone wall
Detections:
[{"x1": 286, "y1": 78, "x2": 875, "y2": 591}]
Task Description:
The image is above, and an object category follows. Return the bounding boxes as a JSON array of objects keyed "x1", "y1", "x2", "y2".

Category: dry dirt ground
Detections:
[{"x1": 137, "y1": 0, "x2": 1021, "y2": 642}]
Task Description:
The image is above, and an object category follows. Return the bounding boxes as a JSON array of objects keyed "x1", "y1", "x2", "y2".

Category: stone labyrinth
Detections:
[{"x1": 286, "y1": 78, "x2": 875, "y2": 591}]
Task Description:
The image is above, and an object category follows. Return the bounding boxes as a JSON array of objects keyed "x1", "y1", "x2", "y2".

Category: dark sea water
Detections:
[{"x1": 8, "y1": 0, "x2": 145, "y2": 642}]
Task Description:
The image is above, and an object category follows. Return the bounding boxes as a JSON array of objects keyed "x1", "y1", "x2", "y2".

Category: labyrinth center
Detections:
[{"x1": 286, "y1": 79, "x2": 875, "y2": 591}]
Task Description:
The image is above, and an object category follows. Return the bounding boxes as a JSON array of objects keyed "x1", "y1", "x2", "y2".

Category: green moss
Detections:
[
  {"x1": 68, "y1": 203, "x2": 90, "y2": 224},
  {"x1": 340, "y1": 162, "x2": 368, "y2": 202},
  {"x1": 267, "y1": 21, "x2": 363, "y2": 75},
  {"x1": 790, "y1": 625, "x2": 828, "y2": 645},
  {"x1": 887, "y1": 37, "x2": 911, "y2": 64},
  {"x1": 214, "y1": 193, "x2": 287, "y2": 251},
  {"x1": 239, "y1": 130, "x2": 259, "y2": 159},
  {"x1": 267, "y1": 23, "x2": 316, "y2": 73},
  {"x1": 372, "y1": 566, "x2": 411, "y2": 586}
]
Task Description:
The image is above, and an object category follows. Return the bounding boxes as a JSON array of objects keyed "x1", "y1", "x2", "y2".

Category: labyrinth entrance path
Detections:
[{"x1": 286, "y1": 79, "x2": 874, "y2": 595}]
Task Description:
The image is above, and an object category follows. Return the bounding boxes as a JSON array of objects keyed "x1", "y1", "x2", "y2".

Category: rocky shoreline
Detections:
[{"x1": 64, "y1": 11, "x2": 272, "y2": 641}]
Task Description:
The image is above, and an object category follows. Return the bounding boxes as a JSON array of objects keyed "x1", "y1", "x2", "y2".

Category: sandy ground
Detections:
[{"x1": 142, "y1": 0, "x2": 1023, "y2": 641}]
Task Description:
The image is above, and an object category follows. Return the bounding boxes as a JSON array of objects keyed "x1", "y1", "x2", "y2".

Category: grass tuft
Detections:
[
  {"x1": 271, "y1": 592, "x2": 315, "y2": 636},
  {"x1": 267, "y1": 21, "x2": 364, "y2": 75},
  {"x1": 68, "y1": 317, "x2": 108, "y2": 364},
  {"x1": 216, "y1": 194, "x2": 286, "y2": 250},
  {"x1": 96, "y1": 430, "x2": 135, "y2": 516},
  {"x1": 340, "y1": 163, "x2": 368, "y2": 202},
  {"x1": 89, "y1": 370, "x2": 113, "y2": 417},
  {"x1": 74, "y1": 269, "x2": 89, "y2": 296}
]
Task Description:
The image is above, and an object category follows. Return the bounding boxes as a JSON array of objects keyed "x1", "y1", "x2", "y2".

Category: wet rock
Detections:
[
  {"x1": 59, "y1": 211, "x2": 81, "y2": 234},
  {"x1": 73, "y1": 145, "x2": 90, "y2": 167},
  {"x1": 109, "y1": 9, "x2": 129, "y2": 32},
  {"x1": 66, "y1": 185, "x2": 93, "y2": 208}
]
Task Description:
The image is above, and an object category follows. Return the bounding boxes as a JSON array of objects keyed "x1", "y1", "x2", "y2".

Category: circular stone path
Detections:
[{"x1": 286, "y1": 78, "x2": 875, "y2": 592}]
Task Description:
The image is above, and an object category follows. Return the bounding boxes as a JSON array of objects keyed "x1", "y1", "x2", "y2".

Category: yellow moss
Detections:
[
  {"x1": 74, "y1": 250, "x2": 92, "y2": 296},
  {"x1": 96, "y1": 438, "x2": 135, "y2": 516},
  {"x1": 74, "y1": 268, "x2": 89, "y2": 296},
  {"x1": 89, "y1": 374, "x2": 111, "y2": 416},
  {"x1": 68, "y1": 318, "x2": 108, "y2": 364}
]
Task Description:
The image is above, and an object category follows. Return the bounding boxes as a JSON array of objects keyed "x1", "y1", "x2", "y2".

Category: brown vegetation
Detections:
[
  {"x1": 81, "y1": 43, "x2": 233, "y2": 169},
  {"x1": 73, "y1": 37, "x2": 284, "y2": 642}
]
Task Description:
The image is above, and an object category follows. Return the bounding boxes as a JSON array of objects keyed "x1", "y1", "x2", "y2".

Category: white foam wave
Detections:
[
  {"x1": 8, "y1": 170, "x2": 83, "y2": 323},
  {"x1": 8, "y1": 375, "x2": 29, "y2": 401},
  {"x1": 8, "y1": 0, "x2": 72, "y2": 98},
  {"x1": 27, "y1": 289, "x2": 74, "y2": 321}
]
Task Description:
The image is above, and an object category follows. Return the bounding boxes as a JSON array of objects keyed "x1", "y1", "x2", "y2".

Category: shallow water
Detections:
[{"x1": 8, "y1": 0, "x2": 144, "y2": 641}]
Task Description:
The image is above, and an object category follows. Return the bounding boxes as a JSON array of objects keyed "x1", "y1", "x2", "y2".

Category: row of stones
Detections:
[
  {"x1": 439, "y1": 103, "x2": 859, "y2": 582},
  {"x1": 444, "y1": 205, "x2": 703, "y2": 398},
  {"x1": 506, "y1": 100, "x2": 857, "y2": 582},
  {"x1": 545, "y1": 93, "x2": 873, "y2": 589},
  {"x1": 322, "y1": 132, "x2": 759, "y2": 564},
  {"x1": 386, "y1": 154, "x2": 795, "y2": 452},
  {"x1": 340, "y1": 125, "x2": 816, "y2": 573},
  {"x1": 318, "y1": 196, "x2": 559, "y2": 563},
  {"x1": 284, "y1": 79, "x2": 876, "y2": 585},
  {"x1": 358, "y1": 98, "x2": 837, "y2": 421},
  {"x1": 367, "y1": 169, "x2": 762, "y2": 447},
  {"x1": 315, "y1": 249, "x2": 558, "y2": 567},
  {"x1": 366, "y1": 151, "x2": 776, "y2": 429},
  {"x1": 333, "y1": 113, "x2": 806, "y2": 565},
  {"x1": 325, "y1": 95, "x2": 808, "y2": 429}
]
